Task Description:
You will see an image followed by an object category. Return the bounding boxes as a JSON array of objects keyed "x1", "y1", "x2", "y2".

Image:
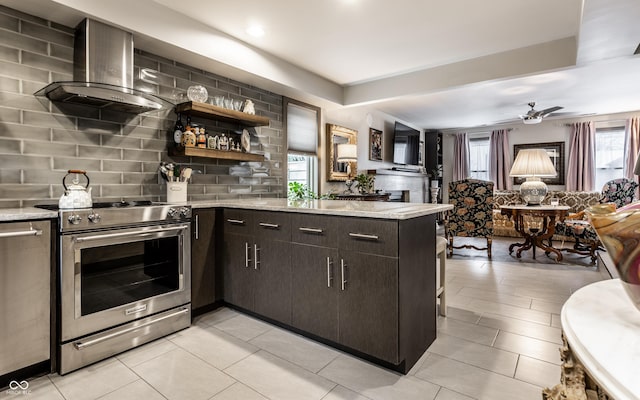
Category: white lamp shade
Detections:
[
  {"x1": 337, "y1": 143, "x2": 358, "y2": 162},
  {"x1": 509, "y1": 148, "x2": 557, "y2": 178}
]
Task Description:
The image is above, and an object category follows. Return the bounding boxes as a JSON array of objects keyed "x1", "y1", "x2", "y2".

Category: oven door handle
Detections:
[
  {"x1": 73, "y1": 306, "x2": 190, "y2": 350},
  {"x1": 74, "y1": 224, "x2": 189, "y2": 243}
]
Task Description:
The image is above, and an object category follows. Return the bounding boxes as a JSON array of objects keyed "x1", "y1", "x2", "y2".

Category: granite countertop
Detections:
[
  {"x1": 0, "y1": 199, "x2": 451, "y2": 222},
  {"x1": 189, "y1": 198, "x2": 451, "y2": 219},
  {"x1": 0, "y1": 207, "x2": 58, "y2": 222}
]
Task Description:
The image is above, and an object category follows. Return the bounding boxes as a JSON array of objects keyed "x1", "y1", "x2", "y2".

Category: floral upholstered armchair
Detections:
[
  {"x1": 554, "y1": 178, "x2": 639, "y2": 262},
  {"x1": 599, "y1": 178, "x2": 639, "y2": 207},
  {"x1": 445, "y1": 179, "x2": 494, "y2": 258}
]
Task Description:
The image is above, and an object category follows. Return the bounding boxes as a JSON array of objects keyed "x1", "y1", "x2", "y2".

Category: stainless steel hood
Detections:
[{"x1": 35, "y1": 18, "x2": 171, "y2": 114}]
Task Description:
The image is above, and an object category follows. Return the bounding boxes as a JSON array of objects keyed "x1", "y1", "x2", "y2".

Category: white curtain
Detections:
[
  {"x1": 453, "y1": 133, "x2": 469, "y2": 181},
  {"x1": 623, "y1": 116, "x2": 640, "y2": 181},
  {"x1": 489, "y1": 129, "x2": 512, "y2": 189},
  {"x1": 566, "y1": 122, "x2": 595, "y2": 191}
]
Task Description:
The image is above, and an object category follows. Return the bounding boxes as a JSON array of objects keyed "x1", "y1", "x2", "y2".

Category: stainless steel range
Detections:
[{"x1": 37, "y1": 201, "x2": 191, "y2": 374}]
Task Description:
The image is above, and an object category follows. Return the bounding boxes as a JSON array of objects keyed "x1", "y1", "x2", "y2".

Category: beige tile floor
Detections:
[{"x1": 1, "y1": 239, "x2": 609, "y2": 400}]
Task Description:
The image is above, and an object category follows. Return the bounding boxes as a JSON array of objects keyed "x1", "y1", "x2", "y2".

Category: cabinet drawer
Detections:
[
  {"x1": 223, "y1": 209, "x2": 254, "y2": 235},
  {"x1": 291, "y1": 214, "x2": 339, "y2": 248},
  {"x1": 338, "y1": 218, "x2": 398, "y2": 257},
  {"x1": 254, "y1": 211, "x2": 290, "y2": 242}
]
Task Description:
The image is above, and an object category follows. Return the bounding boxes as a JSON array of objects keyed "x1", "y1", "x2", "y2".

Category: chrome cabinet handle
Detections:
[
  {"x1": 245, "y1": 242, "x2": 251, "y2": 268},
  {"x1": 348, "y1": 232, "x2": 379, "y2": 241},
  {"x1": 259, "y1": 222, "x2": 280, "y2": 229},
  {"x1": 254, "y1": 244, "x2": 260, "y2": 270},
  {"x1": 227, "y1": 219, "x2": 245, "y2": 225},
  {"x1": 74, "y1": 307, "x2": 189, "y2": 350},
  {"x1": 75, "y1": 224, "x2": 189, "y2": 242},
  {"x1": 299, "y1": 227, "x2": 323, "y2": 234},
  {"x1": 0, "y1": 229, "x2": 42, "y2": 238},
  {"x1": 194, "y1": 214, "x2": 199, "y2": 240},
  {"x1": 341, "y1": 259, "x2": 347, "y2": 291},
  {"x1": 326, "y1": 257, "x2": 333, "y2": 288}
]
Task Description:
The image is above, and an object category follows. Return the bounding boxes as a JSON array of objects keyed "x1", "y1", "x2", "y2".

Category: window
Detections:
[
  {"x1": 595, "y1": 127, "x2": 625, "y2": 190},
  {"x1": 469, "y1": 137, "x2": 490, "y2": 180},
  {"x1": 285, "y1": 98, "x2": 320, "y2": 195}
]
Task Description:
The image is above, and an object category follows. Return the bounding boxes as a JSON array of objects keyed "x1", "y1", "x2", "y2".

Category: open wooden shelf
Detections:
[
  {"x1": 175, "y1": 101, "x2": 270, "y2": 127},
  {"x1": 170, "y1": 146, "x2": 265, "y2": 162}
]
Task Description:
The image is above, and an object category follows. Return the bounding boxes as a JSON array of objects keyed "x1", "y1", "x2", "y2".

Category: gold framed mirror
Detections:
[{"x1": 326, "y1": 123, "x2": 357, "y2": 181}]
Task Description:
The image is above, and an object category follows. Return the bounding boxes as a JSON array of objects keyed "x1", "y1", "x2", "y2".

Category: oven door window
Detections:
[{"x1": 80, "y1": 237, "x2": 180, "y2": 316}]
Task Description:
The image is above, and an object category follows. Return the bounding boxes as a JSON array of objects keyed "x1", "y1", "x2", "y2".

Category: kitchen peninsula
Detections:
[
  {"x1": 190, "y1": 199, "x2": 451, "y2": 374},
  {"x1": 0, "y1": 199, "x2": 450, "y2": 377}
]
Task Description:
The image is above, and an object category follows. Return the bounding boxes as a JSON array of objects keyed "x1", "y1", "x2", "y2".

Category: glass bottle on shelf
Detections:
[{"x1": 219, "y1": 133, "x2": 229, "y2": 151}]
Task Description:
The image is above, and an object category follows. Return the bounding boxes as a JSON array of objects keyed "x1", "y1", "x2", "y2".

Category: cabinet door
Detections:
[
  {"x1": 253, "y1": 238, "x2": 291, "y2": 324},
  {"x1": 338, "y1": 250, "x2": 399, "y2": 363},
  {"x1": 222, "y1": 233, "x2": 254, "y2": 311},
  {"x1": 191, "y1": 209, "x2": 216, "y2": 310},
  {"x1": 291, "y1": 243, "x2": 339, "y2": 341}
]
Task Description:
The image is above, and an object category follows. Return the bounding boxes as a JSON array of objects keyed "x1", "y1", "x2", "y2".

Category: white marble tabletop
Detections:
[{"x1": 561, "y1": 279, "x2": 640, "y2": 400}]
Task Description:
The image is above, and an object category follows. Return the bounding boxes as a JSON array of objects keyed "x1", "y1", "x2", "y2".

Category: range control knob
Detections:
[
  {"x1": 67, "y1": 214, "x2": 82, "y2": 225},
  {"x1": 179, "y1": 207, "x2": 191, "y2": 218},
  {"x1": 88, "y1": 213, "x2": 101, "y2": 223},
  {"x1": 167, "y1": 208, "x2": 178, "y2": 218}
]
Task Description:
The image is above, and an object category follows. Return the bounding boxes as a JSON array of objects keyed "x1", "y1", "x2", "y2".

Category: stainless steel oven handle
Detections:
[
  {"x1": 0, "y1": 229, "x2": 42, "y2": 238},
  {"x1": 74, "y1": 224, "x2": 189, "y2": 242},
  {"x1": 73, "y1": 307, "x2": 190, "y2": 350}
]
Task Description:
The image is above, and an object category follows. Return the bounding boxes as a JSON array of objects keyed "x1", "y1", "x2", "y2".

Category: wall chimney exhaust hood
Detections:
[{"x1": 35, "y1": 18, "x2": 172, "y2": 114}]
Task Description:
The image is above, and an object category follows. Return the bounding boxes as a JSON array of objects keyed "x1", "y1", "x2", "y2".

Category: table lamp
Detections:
[
  {"x1": 337, "y1": 143, "x2": 357, "y2": 193},
  {"x1": 509, "y1": 148, "x2": 557, "y2": 205}
]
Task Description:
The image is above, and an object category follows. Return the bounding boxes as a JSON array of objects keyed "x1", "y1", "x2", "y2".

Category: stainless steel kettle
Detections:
[{"x1": 59, "y1": 170, "x2": 93, "y2": 209}]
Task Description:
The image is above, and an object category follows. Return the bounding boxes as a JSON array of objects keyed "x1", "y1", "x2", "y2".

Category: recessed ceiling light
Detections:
[{"x1": 246, "y1": 25, "x2": 265, "y2": 38}]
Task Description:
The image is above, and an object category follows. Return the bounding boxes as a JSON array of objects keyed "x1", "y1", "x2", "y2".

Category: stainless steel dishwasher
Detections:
[{"x1": 0, "y1": 221, "x2": 51, "y2": 380}]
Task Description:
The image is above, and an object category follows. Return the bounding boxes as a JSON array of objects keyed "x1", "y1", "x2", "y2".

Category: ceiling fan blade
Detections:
[{"x1": 539, "y1": 106, "x2": 563, "y2": 117}]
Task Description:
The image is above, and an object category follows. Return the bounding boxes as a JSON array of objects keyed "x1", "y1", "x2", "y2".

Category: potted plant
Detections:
[{"x1": 354, "y1": 173, "x2": 375, "y2": 194}]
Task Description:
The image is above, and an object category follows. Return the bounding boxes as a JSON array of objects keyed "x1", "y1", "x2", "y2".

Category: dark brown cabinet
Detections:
[
  {"x1": 290, "y1": 215, "x2": 414, "y2": 366},
  {"x1": 291, "y1": 243, "x2": 339, "y2": 341},
  {"x1": 221, "y1": 207, "x2": 437, "y2": 374},
  {"x1": 337, "y1": 250, "x2": 399, "y2": 363},
  {"x1": 191, "y1": 208, "x2": 218, "y2": 312},
  {"x1": 222, "y1": 209, "x2": 292, "y2": 324},
  {"x1": 222, "y1": 209, "x2": 255, "y2": 311}
]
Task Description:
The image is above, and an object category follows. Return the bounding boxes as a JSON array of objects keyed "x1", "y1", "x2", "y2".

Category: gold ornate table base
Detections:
[{"x1": 543, "y1": 334, "x2": 611, "y2": 400}]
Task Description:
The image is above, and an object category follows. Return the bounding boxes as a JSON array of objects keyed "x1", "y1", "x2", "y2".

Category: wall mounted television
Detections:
[{"x1": 392, "y1": 121, "x2": 421, "y2": 166}]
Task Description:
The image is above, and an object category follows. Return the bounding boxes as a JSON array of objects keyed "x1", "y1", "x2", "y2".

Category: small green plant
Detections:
[
  {"x1": 288, "y1": 182, "x2": 335, "y2": 200},
  {"x1": 288, "y1": 182, "x2": 312, "y2": 200},
  {"x1": 354, "y1": 173, "x2": 375, "y2": 194}
]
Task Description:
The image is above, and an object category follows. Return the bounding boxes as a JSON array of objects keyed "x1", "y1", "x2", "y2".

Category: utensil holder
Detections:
[{"x1": 167, "y1": 181, "x2": 188, "y2": 203}]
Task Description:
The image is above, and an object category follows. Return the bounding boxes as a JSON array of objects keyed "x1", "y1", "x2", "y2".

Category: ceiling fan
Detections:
[{"x1": 520, "y1": 102, "x2": 564, "y2": 124}]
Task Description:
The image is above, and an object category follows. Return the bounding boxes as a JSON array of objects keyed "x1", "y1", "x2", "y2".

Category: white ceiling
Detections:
[{"x1": 5, "y1": 0, "x2": 640, "y2": 129}]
